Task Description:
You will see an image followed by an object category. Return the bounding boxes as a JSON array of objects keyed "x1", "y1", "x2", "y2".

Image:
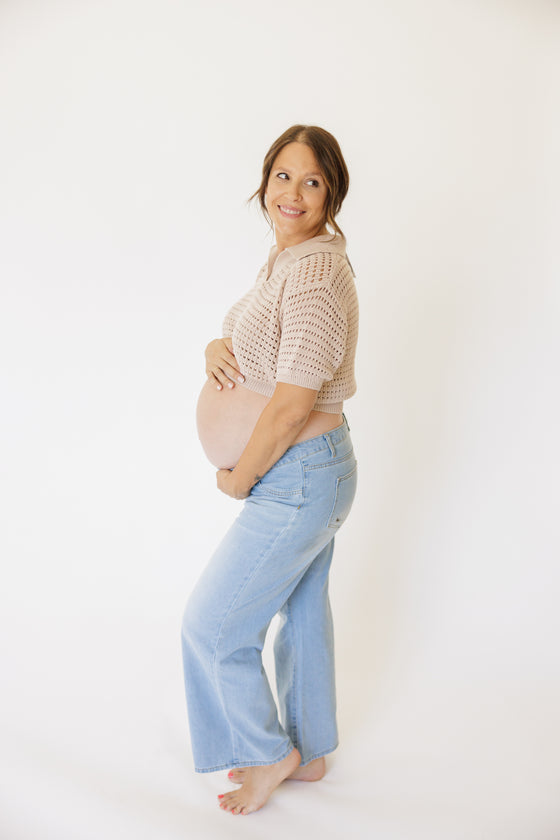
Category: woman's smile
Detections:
[{"x1": 278, "y1": 204, "x2": 306, "y2": 218}]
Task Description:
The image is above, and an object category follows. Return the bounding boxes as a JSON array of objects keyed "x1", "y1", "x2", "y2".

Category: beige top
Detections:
[{"x1": 222, "y1": 234, "x2": 359, "y2": 414}]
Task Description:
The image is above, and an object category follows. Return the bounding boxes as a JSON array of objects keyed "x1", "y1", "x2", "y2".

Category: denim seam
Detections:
[
  {"x1": 258, "y1": 488, "x2": 302, "y2": 498},
  {"x1": 210, "y1": 503, "x2": 303, "y2": 765},
  {"x1": 286, "y1": 599, "x2": 300, "y2": 752},
  {"x1": 327, "y1": 463, "x2": 358, "y2": 529},
  {"x1": 303, "y1": 451, "x2": 354, "y2": 471}
]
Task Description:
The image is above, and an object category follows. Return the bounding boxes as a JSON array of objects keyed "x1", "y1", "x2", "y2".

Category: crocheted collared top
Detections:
[{"x1": 222, "y1": 233, "x2": 359, "y2": 414}]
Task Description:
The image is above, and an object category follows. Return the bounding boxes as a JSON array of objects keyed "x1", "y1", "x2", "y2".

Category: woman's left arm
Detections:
[{"x1": 216, "y1": 382, "x2": 319, "y2": 499}]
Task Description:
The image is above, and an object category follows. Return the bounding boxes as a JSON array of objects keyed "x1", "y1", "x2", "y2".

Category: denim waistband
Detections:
[{"x1": 273, "y1": 415, "x2": 351, "y2": 467}]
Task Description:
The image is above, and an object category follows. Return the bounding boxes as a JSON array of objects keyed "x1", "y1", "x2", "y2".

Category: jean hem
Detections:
[
  {"x1": 194, "y1": 743, "x2": 296, "y2": 774},
  {"x1": 299, "y1": 742, "x2": 339, "y2": 767}
]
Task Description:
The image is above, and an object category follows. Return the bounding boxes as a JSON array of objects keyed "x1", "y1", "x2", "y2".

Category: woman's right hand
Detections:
[{"x1": 205, "y1": 338, "x2": 245, "y2": 390}]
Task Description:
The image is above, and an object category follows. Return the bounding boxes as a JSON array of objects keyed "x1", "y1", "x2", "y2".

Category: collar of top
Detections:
[{"x1": 266, "y1": 233, "x2": 351, "y2": 279}]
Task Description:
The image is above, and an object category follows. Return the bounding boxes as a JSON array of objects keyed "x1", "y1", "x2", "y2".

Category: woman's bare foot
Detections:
[
  {"x1": 218, "y1": 748, "x2": 301, "y2": 815},
  {"x1": 228, "y1": 755, "x2": 326, "y2": 785}
]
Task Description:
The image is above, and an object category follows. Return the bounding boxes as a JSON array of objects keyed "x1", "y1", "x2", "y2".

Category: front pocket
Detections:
[
  {"x1": 252, "y1": 459, "x2": 304, "y2": 498},
  {"x1": 327, "y1": 463, "x2": 358, "y2": 528}
]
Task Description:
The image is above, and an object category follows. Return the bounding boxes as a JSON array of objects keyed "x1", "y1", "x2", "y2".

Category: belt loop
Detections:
[
  {"x1": 342, "y1": 412, "x2": 350, "y2": 431},
  {"x1": 324, "y1": 432, "x2": 336, "y2": 456}
]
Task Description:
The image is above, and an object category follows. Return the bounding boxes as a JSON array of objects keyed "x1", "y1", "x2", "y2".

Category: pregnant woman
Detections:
[{"x1": 181, "y1": 124, "x2": 359, "y2": 816}]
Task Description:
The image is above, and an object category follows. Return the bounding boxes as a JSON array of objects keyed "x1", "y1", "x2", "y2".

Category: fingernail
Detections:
[
  {"x1": 227, "y1": 771, "x2": 233, "y2": 778},
  {"x1": 218, "y1": 794, "x2": 224, "y2": 798},
  {"x1": 237, "y1": 376, "x2": 244, "y2": 383},
  {"x1": 228, "y1": 382, "x2": 233, "y2": 388},
  {"x1": 217, "y1": 384, "x2": 222, "y2": 390}
]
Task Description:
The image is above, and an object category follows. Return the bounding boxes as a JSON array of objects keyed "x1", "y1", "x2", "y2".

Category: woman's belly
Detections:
[
  {"x1": 196, "y1": 380, "x2": 270, "y2": 469},
  {"x1": 196, "y1": 379, "x2": 344, "y2": 470}
]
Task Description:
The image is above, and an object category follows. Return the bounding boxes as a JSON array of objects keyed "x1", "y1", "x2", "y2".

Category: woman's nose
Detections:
[{"x1": 285, "y1": 181, "x2": 302, "y2": 201}]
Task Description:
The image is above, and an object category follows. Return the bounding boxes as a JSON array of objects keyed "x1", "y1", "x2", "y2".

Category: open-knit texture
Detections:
[{"x1": 222, "y1": 235, "x2": 359, "y2": 414}]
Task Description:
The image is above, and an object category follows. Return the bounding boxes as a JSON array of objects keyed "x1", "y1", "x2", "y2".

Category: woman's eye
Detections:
[
  {"x1": 277, "y1": 172, "x2": 288, "y2": 180},
  {"x1": 306, "y1": 179, "x2": 320, "y2": 187}
]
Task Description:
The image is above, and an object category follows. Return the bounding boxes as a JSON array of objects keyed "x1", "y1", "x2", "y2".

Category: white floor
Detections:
[{"x1": 2, "y1": 611, "x2": 558, "y2": 840}]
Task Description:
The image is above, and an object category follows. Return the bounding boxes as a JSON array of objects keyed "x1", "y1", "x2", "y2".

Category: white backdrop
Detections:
[{"x1": 1, "y1": 1, "x2": 559, "y2": 838}]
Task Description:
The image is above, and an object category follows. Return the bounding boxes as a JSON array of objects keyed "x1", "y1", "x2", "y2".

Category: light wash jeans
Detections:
[{"x1": 181, "y1": 417, "x2": 357, "y2": 773}]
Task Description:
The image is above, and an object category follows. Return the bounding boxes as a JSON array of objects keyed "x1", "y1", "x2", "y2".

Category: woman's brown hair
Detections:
[{"x1": 250, "y1": 125, "x2": 349, "y2": 238}]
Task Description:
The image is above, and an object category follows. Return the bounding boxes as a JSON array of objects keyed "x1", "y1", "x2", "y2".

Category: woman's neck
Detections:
[{"x1": 275, "y1": 225, "x2": 329, "y2": 253}]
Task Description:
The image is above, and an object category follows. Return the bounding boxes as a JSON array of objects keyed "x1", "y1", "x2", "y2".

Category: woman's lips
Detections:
[{"x1": 278, "y1": 205, "x2": 305, "y2": 218}]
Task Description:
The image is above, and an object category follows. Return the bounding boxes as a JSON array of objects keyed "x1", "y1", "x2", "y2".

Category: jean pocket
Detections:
[
  {"x1": 252, "y1": 459, "x2": 304, "y2": 498},
  {"x1": 327, "y1": 462, "x2": 358, "y2": 528}
]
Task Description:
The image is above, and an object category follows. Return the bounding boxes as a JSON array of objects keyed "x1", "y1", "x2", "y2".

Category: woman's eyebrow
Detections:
[{"x1": 272, "y1": 166, "x2": 323, "y2": 178}]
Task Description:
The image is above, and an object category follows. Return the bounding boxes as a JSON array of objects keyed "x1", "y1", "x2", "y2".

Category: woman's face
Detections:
[{"x1": 265, "y1": 142, "x2": 328, "y2": 250}]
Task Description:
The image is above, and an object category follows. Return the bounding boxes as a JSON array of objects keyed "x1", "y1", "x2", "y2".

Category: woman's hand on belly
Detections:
[{"x1": 205, "y1": 337, "x2": 245, "y2": 390}]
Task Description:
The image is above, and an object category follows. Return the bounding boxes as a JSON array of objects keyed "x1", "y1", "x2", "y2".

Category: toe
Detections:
[{"x1": 218, "y1": 792, "x2": 236, "y2": 811}]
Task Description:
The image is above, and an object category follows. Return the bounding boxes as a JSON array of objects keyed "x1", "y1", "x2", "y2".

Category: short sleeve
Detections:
[{"x1": 276, "y1": 254, "x2": 348, "y2": 390}]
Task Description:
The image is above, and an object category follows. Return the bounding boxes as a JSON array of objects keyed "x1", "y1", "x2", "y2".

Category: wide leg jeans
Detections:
[{"x1": 181, "y1": 418, "x2": 357, "y2": 772}]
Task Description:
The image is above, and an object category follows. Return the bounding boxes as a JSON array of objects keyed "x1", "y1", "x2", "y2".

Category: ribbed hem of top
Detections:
[
  {"x1": 309, "y1": 401, "x2": 343, "y2": 414},
  {"x1": 240, "y1": 377, "x2": 344, "y2": 414}
]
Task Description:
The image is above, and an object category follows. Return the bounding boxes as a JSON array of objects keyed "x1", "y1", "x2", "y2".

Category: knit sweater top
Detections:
[{"x1": 222, "y1": 233, "x2": 359, "y2": 414}]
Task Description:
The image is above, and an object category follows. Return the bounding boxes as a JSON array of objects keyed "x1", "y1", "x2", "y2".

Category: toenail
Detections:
[{"x1": 218, "y1": 794, "x2": 224, "y2": 798}]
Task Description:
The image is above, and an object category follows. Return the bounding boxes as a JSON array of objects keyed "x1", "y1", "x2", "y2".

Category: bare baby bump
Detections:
[
  {"x1": 196, "y1": 379, "x2": 345, "y2": 471},
  {"x1": 196, "y1": 379, "x2": 270, "y2": 470}
]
